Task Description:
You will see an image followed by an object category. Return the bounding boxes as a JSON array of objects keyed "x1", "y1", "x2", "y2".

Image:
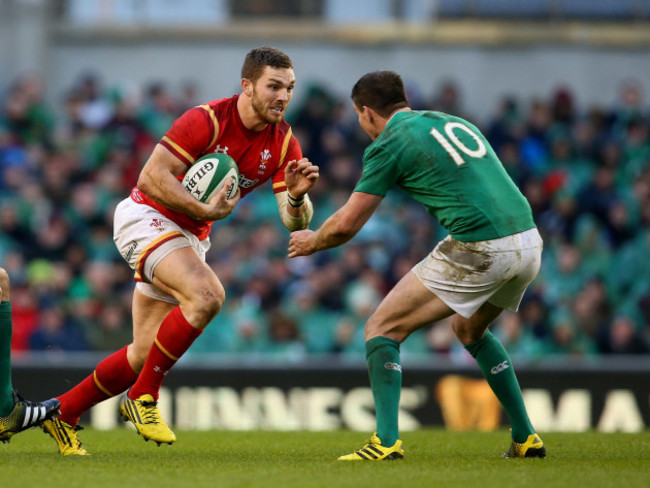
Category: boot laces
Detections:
[{"x1": 139, "y1": 400, "x2": 161, "y2": 425}]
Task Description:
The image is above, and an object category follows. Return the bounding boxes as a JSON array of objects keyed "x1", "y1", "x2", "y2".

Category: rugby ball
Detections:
[{"x1": 182, "y1": 153, "x2": 239, "y2": 203}]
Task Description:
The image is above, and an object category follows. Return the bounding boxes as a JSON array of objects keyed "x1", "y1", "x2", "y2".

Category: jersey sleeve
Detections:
[
  {"x1": 354, "y1": 145, "x2": 400, "y2": 196},
  {"x1": 271, "y1": 132, "x2": 303, "y2": 194},
  {"x1": 159, "y1": 106, "x2": 217, "y2": 166}
]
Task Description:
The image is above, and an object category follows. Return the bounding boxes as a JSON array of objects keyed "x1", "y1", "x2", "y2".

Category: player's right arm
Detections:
[
  {"x1": 137, "y1": 143, "x2": 238, "y2": 221},
  {"x1": 287, "y1": 191, "x2": 382, "y2": 257}
]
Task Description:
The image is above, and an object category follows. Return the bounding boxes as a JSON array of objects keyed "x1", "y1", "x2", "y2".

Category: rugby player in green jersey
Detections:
[
  {"x1": 0, "y1": 268, "x2": 60, "y2": 443},
  {"x1": 288, "y1": 70, "x2": 545, "y2": 461}
]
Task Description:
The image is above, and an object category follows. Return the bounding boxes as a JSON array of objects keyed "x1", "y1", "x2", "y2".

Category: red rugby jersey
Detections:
[{"x1": 131, "y1": 94, "x2": 302, "y2": 240}]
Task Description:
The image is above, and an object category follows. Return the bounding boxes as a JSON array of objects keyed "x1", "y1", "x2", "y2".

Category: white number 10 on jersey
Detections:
[{"x1": 430, "y1": 122, "x2": 487, "y2": 166}]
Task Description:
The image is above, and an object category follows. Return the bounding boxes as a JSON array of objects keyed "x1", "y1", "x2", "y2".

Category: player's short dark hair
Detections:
[
  {"x1": 351, "y1": 70, "x2": 410, "y2": 118},
  {"x1": 241, "y1": 46, "x2": 293, "y2": 83}
]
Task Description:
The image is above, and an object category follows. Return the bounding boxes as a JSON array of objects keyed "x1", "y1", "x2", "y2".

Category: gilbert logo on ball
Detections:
[{"x1": 182, "y1": 153, "x2": 239, "y2": 203}]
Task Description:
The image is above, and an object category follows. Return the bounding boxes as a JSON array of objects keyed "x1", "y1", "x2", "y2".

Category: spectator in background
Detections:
[
  {"x1": 282, "y1": 285, "x2": 341, "y2": 354},
  {"x1": 6, "y1": 285, "x2": 39, "y2": 352},
  {"x1": 266, "y1": 309, "x2": 305, "y2": 359},
  {"x1": 539, "y1": 243, "x2": 586, "y2": 308},
  {"x1": 176, "y1": 80, "x2": 200, "y2": 114},
  {"x1": 29, "y1": 304, "x2": 87, "y2": 352},
  {"x1": 83, "y1": 301, "x2": 133, "y2": 352},
  {"x1": 520, "y1": 99, "x2": 551, "y2": 174},
  {"x1": 611, "y1": 80, "x2": 645, "y2": 136},
  {"x1": 598, "y1": 315, "x2": 648, "y2": 354},
  {"x1": 429, "y1": 79, "x2": 464, "y2": 118},
  {"x1": 74, "y1": 72, "x2": 113, "y2": 131},
  {"x1": 291, "y1": 84, "x2": 337, "y2": 166},
  {"x1": 1, "y1": 74, "x2": 54, "y2": 149},
  {"x1": 139, "y1": 82, "x2": 178, "y2": 140},
  {"x1": 517, "y1": 292, "x2": 549, "y2": 341},
  {"x1": 550, "y1": 87, "x2": 575, "y2": 127},
  {"x1": 493, "y1": 312, "x2": 542, "y2": 359},
  {"x1": 332, "y1": 276, "x2": 382, "y2": 355},
  {"x1": 545, "y1": 309, "x2": 597, "y2": 356}
]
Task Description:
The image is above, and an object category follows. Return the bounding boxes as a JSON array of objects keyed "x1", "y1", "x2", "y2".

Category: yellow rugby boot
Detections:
[
  {"x1": 503, "y1": 433, "x2": 546, "y2": 458},
  {"x1": 338, "y1": 433, "x2": 404, "y2": 461},
  {"x1": 42, "y1": 417, "x2": 87, "y2": 455},
  {"x1": 0, "y1": 392, "x2": 60, "y2": 443},
  {"x1": 119, "y1": 393, "x2": 176, "y2": 445}
]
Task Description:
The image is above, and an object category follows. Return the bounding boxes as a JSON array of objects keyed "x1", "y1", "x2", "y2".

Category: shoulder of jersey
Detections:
[
  {"x1": 193, "y1": 96, "x2": 236, "y2": 115},
  {"x1": 276, "y1": 117, "x2": 293, "y2": 135}
]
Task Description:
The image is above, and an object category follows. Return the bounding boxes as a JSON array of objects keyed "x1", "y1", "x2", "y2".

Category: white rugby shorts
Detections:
[
  {"x1": 113, "y1": 197, "x2": 211, "y2": 304},
  {"x1": 412, "y1": 228, "x2": 543, "y2": 318}
]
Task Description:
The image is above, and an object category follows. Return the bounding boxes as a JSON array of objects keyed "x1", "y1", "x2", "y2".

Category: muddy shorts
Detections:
[{"x1": 412, "y1": 228, "x2": 543, "y2": 318}]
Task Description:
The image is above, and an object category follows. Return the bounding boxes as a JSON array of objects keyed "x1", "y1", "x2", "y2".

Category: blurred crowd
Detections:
[{"x1": 1, "y1": 71, "x2": 648, "y2": 362}]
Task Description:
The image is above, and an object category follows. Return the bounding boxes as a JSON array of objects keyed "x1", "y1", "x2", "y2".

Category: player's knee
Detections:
[
  {"x1": 200, "y1": 285, "x2": 225, "y2": 317},
  {"x1": 364, "y1": 315, "x2": 407, "y2": 343},
  {"x1": 185, "y1": 282, "x2": 225, "y2": 327},
  {"x1": 451, "y1": 319, "x2": 485, "y2": 345}
]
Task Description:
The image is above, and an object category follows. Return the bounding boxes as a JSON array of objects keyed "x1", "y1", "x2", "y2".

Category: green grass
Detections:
[{"x1": 2, "y1": 428, "x2": 649, "y2": 488}]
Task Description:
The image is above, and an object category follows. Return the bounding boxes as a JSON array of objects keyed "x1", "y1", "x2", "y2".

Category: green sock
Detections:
[
  {"x1": 464, "y1": 330, "x2": 534, "y2": 443},
  {"x1": 0, "y1": 301, "x2": 14, "y2": 416},
  {"x1": 365, "y1": 336, "x2": 401, "y2": 446}
]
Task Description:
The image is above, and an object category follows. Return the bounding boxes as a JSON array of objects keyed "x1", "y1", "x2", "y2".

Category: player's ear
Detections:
[
  {"x1": 241, "y1": 78, "x2": 253, "y2": 97},
  {"x1": 364, "y1": 106, "x2": 375, "y2": 123}
]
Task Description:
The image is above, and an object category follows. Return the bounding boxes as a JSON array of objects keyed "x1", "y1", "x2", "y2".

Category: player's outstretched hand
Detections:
[
  {"x1": 202, "y1": 177, "x2": 240, "y2": 221},
  {"x1": 285, "y1": 158, "x2": 319, "y2": 198},
  {"x1": 288, "y1": 229, "x2": 316, "y2": 258}
]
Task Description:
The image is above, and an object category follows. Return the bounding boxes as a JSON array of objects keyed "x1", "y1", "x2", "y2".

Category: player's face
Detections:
[{"x1": 251, "y1": 66, "x2": 295, "y2": 125}]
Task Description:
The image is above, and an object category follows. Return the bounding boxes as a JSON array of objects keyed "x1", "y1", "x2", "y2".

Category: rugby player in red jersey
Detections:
[{"x1": 43, "y1": 47, "x2": 319, "y2": 455}]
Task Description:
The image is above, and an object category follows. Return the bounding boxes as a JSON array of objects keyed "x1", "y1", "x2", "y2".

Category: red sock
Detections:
[
  {"x1": 58, "y1": 346, "x2": 138, "y2": 425},
  {"x1": 129, "y1": 306, "x2": 202, "y2": 401}
]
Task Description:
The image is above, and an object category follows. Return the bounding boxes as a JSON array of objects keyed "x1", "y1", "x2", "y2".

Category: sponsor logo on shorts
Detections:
[
  {"x1": 490, "y1": 360, "x2": 509, "y2": 375},
  {"x1": 125, "y1": 241, "x2": 139, "y2": 261},
  {"x1": 150, "y1": 218, "x2": 166, "y2": 232},
  {"x1": 384, "y1": 362, "x2": 402, "y2": 373}
]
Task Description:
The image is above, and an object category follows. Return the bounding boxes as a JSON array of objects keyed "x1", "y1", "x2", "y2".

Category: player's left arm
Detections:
[{"x1": 287, "y1": 191, "x2": 382, "y2": 257}]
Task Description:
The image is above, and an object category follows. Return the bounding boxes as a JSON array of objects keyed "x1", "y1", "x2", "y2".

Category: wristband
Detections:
[{"x1": 287, "y1": 192, "x2": 305, "y2": 208}]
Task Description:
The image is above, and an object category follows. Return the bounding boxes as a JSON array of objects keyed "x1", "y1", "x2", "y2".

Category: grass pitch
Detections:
[{"x1": 2, "y1": 428, "x2": 648, "y2": 488}]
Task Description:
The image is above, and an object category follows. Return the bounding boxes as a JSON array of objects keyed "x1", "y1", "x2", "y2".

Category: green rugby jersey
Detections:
[{"x1": 355, "y1": 110, "x2": 535, "y2": 242}]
